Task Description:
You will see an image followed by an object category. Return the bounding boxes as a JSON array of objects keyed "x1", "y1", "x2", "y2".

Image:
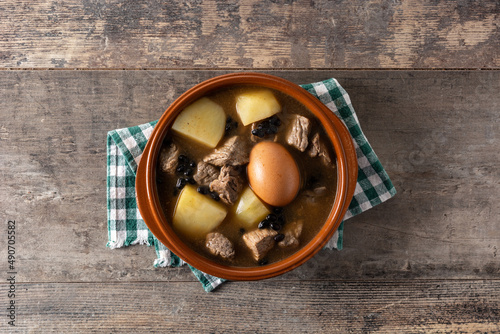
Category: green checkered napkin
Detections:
[{"x1": 106, "y1": 78, "x2": 396, "y2": 292}]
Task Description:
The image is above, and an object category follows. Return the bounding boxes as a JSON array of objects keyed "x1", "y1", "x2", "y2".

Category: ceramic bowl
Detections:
[{"x1": 136, "y1": 73, "x2": 358, "y2": 280}]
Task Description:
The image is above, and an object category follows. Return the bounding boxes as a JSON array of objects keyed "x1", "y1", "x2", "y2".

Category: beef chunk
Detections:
[
  {"x1": 209, "y1": 166, "x2": 245, "y2": 205},
  {"x1": 286, "y1": 115, "x2": 311, "y2": 152},
  {"x1": 242, "y1": 228, "x2": 278, "y2": 261},
  {"x1": 203, "y1": 136, "x2": 249, "y2": 166},
  {"x1": 312, "y1": 186, "x2": 327, "y2": 196},
  {"x1": 278, "y1": 220, "x2": 303, "y2": 248},
  {"x1": 303, "y1": 186, "x2": 328, "y2": 204},
  {"x1": 158, "y1": 142, "x2": 180, "y2": 174},
  {"x1": 206, "y1": 232, "x2": 235, "y2": 259},
  {"x1": 193, "y1": 161, "x2": 219, "y2": 186},
  {"x1": 308, "y1": 132, "x2": 332, "y2": 165}
]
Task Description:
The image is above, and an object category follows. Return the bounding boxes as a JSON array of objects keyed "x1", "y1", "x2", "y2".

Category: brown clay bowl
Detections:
[{"x1": 136, "y1": 73, "x2": 358, "y2": 280}]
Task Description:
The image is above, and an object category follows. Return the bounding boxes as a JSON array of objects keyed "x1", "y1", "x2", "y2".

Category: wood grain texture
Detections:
[
  {"x1": 0, "y1": 70, "x2": 498, "y2": 286},
  {"x1": 1, "y1": 280, "x2": 499, "y2": 333},
  {"x1": 0, "y1": 0, "x2": 499, "y2": 69}
]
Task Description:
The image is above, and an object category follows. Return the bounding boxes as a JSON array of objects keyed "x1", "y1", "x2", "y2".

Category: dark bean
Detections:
[
  {"x1": 239, "y1": 228, "x2": 245, "y2": 234},
  {"x1": 197, "y1": 186, "x2": 209, "y2": 194},
  {"x1": 258, "y1": 259, "x2": 268, "y2": 266},
  {"x1": 268, "y1": 124, "x2": 278, "y2": 134},
  {"x1": 266, "y1": 214, "x2": 277, "y2": 222},
  {"x1": 277, "y1": 215, "x2": 285, "y2": 224},
  {"x1": 173, "y1": 188, "x2": 178, "y2": 196},
  {"x1": 210, "y1": 192, "x2": 220, "y2": 201},
  {"x1": 270, "y1": 222, "x2": 281, "y2": 231},
  {"x1": 252, "y1": 129, "x2": 266, "y2": 138},
  {"x1": 225, "y1": 117, "x2": 239, "y2": 135},
  {"x1": 175, "y1": 178, "x2": 186, "y2": 189},
  {"x1": 189, "y1": 161, "x2": 196, "y2": 168},
  {"x1": 274, "y1": 234, "x2": 285, "y2": 242},
  {"x1": 273, "y1": 207, "x2": 283, "y2": 214},
  {"x1": 187, "y1": 177, "x2": 196, "y2": 184},
  {"x1": 176, "y1": 164, "x2": 186, "y2": 173},
  {"x1": 178, "y1": 154, "x2": 188, "y2": 163},
  {"x1": 258, "y1": 220, "x2": 269, "y2": 229},
  {"x1": 184, "y1": 168, "x2": 193, "y2": 176},
  {"x1": 270, "y1": 116, "x2": 281, "y2": 126}
]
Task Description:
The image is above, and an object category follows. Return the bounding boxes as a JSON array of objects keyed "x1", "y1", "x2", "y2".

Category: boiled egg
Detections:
[{"x1": 247, "y1": 141, "x2": 300, "y2": 207}]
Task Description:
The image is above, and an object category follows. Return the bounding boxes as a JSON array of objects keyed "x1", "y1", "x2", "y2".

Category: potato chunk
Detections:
[
  {"x1": 173, "y1": 185, "x2": 228, "y2": 239},
  {"x1": 171, "y1": 97, "x2": 226, "y2": 148},
  {"x1": 235, "y1": 89, "x2": 281, "y2": 126},
  {"x1": 234, "y1": 187, "x2": 270, "y2": 229}
]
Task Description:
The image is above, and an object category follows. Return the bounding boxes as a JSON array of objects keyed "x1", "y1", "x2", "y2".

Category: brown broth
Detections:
[{"x1": 156, "y1": 85, "x2": 337, "y2": 267}]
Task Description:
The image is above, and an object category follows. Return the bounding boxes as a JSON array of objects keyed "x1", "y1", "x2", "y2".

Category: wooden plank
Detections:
[
  {"x1": 0, "y1": 1, "x2": 498, "y2": 69},
  {"x1": 0, "y1": 70, "x2": 499, "y2": 284},
  {"x1": 1, "y1": 280, "x2": 499, "y2": 332}
]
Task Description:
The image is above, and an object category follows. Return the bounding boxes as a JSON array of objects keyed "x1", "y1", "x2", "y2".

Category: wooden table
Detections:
[{"x1": 1, "y1": 1, "x2": 499, "y2": 332}]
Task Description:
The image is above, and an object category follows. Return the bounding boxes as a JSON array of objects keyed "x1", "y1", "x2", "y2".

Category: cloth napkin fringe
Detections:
[
  {"x1": 106, "y1": 239, "x2": 126, "y2": 250},
  {"x1": 154, "y1": 249, "x2": 175, "y2": 267},
  {"x1": 107, "y1": 235, "x2": 154, "y2": 249},
  {"x1": 324, "y1": 227, "x2": 342, "y2": 250}
]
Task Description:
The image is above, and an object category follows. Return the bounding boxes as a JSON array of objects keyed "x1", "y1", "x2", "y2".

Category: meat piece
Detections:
[
  {"x1": 209, "y1": 166, "x2": 245, "y2": 205},
  {"x1": 158, "y1": 142, "x2": 180, "y2": 174},
  {"x1": 242, "y1": 229, "x2": 278, "y2": 261},
  {"x1": 312, "y1": 186, "x2": 327, "y2": 196},
  {"x1": 193, "y1": 161, "x2": 219, "y2": 186},
  {"x1": 206, "y1": 232, "x2": 235, "y2": 259},
  {"x1": 308, "y1": 132, "x2": 332, "y2": 165},
  {"x1": 203, "y1": 136, "x2": 249, "y2": 166},
  {"x1": 286, "y1": 115, "x2": 311, "y2": 152},
  {"x1": 278, "y1": 220, "x2": 303, "y2": 248},
  {"x1": 303, "y1": 186, "x2": 328, "y2": 204}
]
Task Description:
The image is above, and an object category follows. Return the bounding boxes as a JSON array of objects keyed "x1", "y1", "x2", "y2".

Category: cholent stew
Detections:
[{"x1": 156, "y1": 86, "x2": 336, "y2": 267}]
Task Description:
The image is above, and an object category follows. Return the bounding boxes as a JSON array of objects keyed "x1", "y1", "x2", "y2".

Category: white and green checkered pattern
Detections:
[
  {"x1": 301, "y1": 79, "x2": 397, "y2": 221},
  {"x1": 107, "y1": 121, "x2": 225, "y2": 292},
  {"x1": 107, "y1": 78, "x2": 396, "y2": 292}
]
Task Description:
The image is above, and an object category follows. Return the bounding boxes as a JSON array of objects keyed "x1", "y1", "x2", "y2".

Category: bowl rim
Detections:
[{"x1": 136, "y1": 72, "x2": 358, "y2": 280}]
